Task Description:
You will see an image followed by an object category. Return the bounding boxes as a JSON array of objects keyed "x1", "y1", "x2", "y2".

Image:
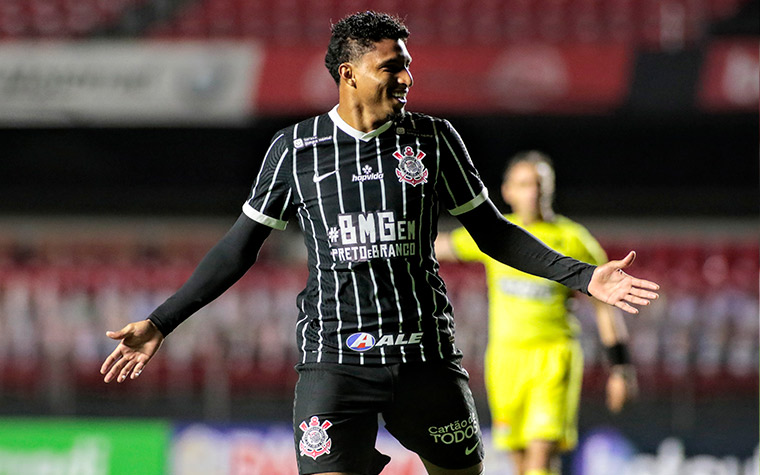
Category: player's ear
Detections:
[{"x1": 338, "y1": 63, "x2": 357, "y2": 88}]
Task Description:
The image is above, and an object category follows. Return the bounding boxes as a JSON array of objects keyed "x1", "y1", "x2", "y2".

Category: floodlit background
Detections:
[{"x1": 0, "y1": 1, "x2": 757, "y2": 474}]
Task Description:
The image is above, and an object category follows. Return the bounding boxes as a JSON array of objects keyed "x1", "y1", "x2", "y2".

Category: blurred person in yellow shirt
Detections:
[{"x1": 436, "y1": 151, "x2": 637, "y2": 475}]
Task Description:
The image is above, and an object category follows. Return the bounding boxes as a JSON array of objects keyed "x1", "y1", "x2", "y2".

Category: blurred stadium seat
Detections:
[
  {"x1": 0, "y1": 229, "x2": 756, "y2": 416},
  {"x1": 0, "y1": 0, "x2": 752, "y2": 50}
]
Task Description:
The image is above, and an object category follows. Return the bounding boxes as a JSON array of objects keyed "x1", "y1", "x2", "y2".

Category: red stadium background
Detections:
[{"x1": 0, "y1": 0, "x2": 757, "y2": 474}]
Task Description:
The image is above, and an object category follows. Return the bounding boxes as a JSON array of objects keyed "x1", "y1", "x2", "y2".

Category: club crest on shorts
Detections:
[
  {"x1": 299, "y1": 416, "x2": 333, "y2": 459},
  {"x1": 394, "y1": 146, "x2": 428, "y2": 186}
]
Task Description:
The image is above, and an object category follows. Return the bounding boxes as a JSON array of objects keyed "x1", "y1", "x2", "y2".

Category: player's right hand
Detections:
[
  {"x1": 588, "y1": 251, "x2": 660, "y2": 314},
  {"x1": 100, "y1": 319, "x2": 164, "y2": 383}
]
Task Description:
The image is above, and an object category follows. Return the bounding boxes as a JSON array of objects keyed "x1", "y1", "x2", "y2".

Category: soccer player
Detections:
[
  {"x1": 436, "y1": 151, "x2": 638, "y2": 475},
  {"x1": 100, "y1": 12, "x2": 658, "y2": 475}
]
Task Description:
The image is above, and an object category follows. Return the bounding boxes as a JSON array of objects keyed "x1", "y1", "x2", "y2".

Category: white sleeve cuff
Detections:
[
  {"x1": 448, "y1": 188, "x2": 489, "y2": 216},
  {"x1": 243, "y1": 202, "x2": 288, "y2": 230}
]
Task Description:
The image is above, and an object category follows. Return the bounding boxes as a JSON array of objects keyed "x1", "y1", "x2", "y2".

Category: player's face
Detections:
[
  {"x1": 502, "y1": 162, "x2": 542, "y2": 219},
  {"x1": 352, "y1": 38, "x2": 413, "y2": 120}
]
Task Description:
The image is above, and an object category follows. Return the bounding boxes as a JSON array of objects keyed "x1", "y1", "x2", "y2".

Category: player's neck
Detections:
[{"x1": 335, "y1": 102, "x2": 393, "y2": 133}]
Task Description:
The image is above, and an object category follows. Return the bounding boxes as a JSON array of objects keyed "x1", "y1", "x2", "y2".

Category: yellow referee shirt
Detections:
[{"x1": 449, "y1": 214, "x2": 607, "y2": 345}]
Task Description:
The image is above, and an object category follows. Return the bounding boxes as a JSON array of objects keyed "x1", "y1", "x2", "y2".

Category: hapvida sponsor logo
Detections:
[{"x1": 352, "y1": 165, "x2": 384, "y2": 183}]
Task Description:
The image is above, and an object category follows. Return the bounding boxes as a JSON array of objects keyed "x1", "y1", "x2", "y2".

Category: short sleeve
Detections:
[
  {"x1": 436, "y1": 120, "x2": 488, "y2": 216},
  {"x1": 242, "y1": 132, "x2": 294, "y2": 230},
  {"x1": 450, "y1": 226, "x2": 487, "y2": 263}
]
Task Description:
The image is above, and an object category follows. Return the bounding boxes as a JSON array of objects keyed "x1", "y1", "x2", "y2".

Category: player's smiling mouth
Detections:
[{"x1": 391, "y1": 90, "x2": 408, "y2": 103}]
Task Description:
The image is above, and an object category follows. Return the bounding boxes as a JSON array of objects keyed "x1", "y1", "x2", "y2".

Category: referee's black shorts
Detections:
[{"x1": 293, "y1": 356, "x2": 485, "y2": 475}]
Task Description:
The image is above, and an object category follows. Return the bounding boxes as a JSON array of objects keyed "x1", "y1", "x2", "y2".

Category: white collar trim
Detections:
[{"x1": 328, "y1": 105, "x2": 393, "y2": 142}]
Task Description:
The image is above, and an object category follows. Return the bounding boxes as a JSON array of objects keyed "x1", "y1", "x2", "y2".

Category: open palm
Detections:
[
  {"x1": 100, "y1": 320, "x2": 164, "y2": 383},
  {"x1": 587, "y1": 251, "x2": 660, "y2": 314}
]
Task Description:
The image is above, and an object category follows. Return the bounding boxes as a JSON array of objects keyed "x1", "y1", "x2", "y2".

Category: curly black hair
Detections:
[{"x1": 324, "y1": 11, "x2": 409, "y2": 85}]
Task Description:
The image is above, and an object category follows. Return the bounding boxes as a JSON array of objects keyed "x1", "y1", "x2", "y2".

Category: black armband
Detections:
[{"x1": 605, "y1": 343, "x2": 632, "y2": 366}]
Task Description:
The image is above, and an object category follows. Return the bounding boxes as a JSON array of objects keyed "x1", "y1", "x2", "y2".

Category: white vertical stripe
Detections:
[
  {"x1": 437, "y1": 122, "x2": 458, "y2": 350},
  {"x1": 441, "y1": 132, "x2": 477, "y2": 200},
  {"x1": 355, "y1": 138, "x2": 386, "y2": 364},
  {"x1": 291, "y1": 123, "x2": 325, "y2": 363},
  {"x1": 351, "y1": 138, "x2": 364, "y2": 365},
  {"x1": 436, "y1": 124, "x2": 459, "y2": 343},
  {"x1": 311, "y1": 117, "x2": 329, "y2": 363},
  {"x1": 351, "y1": 269, "x2": 363, "y2": 365},
  {"x1": 397, "y1": 135, "x2": 408, "y2": 219},
  {"x1": 296, "y1": 206, "x2": 310, "y2": 364},
  {"x1": 278, "y1": 189, "x2": 292, "y2": 220},
  {"x1": 368, "y1": 262, "x2": 384, "y2": 364},
  {"x1": 429, "y1": 119, "x2": 445, "y2": 359},
  {"x1": 376, "y1": 136, "x2": 406, "y2": 362},
  {"x1": 298, "y1": 300, "x2": 309, "y2": 365},
  {"x1": 259, "y1": 149, "x2": 289, "y2": 212},
  {"x1": 441, "y1": 172, "x2": 456, "y2": 209},
  {"x1": 249, "y1": 134, "x2": 285, "y2": 199},
  {"x1": 405, "y1": 116, "x2": 426, "y2": 361},
  {"x1": 332, "y1": 124, "x2": 344, "y2": 364}
]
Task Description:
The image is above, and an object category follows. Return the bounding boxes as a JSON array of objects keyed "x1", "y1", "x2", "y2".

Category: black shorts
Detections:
[{"x1": 293, "y1": 357, "x2": 485, "y2": 475}]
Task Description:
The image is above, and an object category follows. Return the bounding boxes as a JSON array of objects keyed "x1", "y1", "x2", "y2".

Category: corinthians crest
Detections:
[
  {"x1": 299, "y1": 415, "x2": 333, "y2": 459},
  {"x1": 394, "y1": 146, "x2": 428, "y2": 186}
]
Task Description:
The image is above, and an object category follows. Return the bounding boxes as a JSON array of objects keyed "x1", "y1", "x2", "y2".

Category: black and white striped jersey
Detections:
[{"x1": 243, "y1": 106, "x2": 488, "y2": 365}]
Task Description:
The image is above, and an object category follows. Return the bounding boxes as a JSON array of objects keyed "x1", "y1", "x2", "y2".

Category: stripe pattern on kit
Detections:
[{"x1": 244, "y1": 107, "x2": 488, "y2": 365}]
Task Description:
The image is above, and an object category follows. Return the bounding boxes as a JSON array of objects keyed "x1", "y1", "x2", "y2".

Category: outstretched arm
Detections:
[
  {"x1": 456, "y1": 200, "x2": 658, "y2": 313},
  {"x1": 100, "y1": 213, "x2": 273, "y2": 383}
]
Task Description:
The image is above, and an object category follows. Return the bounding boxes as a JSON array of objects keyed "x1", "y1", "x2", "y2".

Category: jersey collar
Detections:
[{"x1": 328, "y1": 105, "x2": 393, "y2": 142}]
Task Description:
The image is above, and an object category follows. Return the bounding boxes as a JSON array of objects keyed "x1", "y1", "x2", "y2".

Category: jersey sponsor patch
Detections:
[
  {"x1": 299, "y1": 416, "x2": 333, "y2": 460},
  {"x1": 428, "y1": 412, "x2": 480, "y2": 447},
  {"x1": 396, "y1": 126, "x2": 434, "y2": 138},
  {"x1": 346, "y1": 332, "x2": 376, "y2": 352},
  {"x1": 346, "y1": 332, "x2": 423, "y2": 352},
  {"x1": 294, "y1": 135, "x2": 333, "y2": 150},
  {"x1": 352, "y1": 164, "x2": 384, "y2": 182},
  {"x1": 328, "y1": 210, "x2": 417, "y2": 263},
  {"x1": 394, "y1": 146, "x2": 428, "y2": 186}
]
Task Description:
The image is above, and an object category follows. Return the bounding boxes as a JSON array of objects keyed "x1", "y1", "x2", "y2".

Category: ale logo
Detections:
[{"x1": 346, "y1": 332, "x2": 376, "y2": 352}]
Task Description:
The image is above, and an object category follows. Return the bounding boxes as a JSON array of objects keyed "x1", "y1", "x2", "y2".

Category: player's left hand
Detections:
[
  {"x1": 587, "y1": 251, "x2": 659, "y2": 314},
  {"x1": 606, "y1": 365, "x2": 638, "y2": 413}
]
